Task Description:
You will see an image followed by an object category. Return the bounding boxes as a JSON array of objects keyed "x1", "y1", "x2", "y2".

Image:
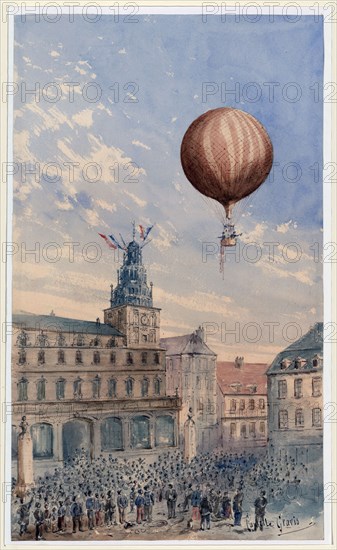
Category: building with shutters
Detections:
[
  {"x1": 216, "y1": 358, "x2": 268, "y2": 450},
  {"x1": 161, "y1": 328, "x2": 219, "y2": 452},
  {"x1": 11, "y1": 236, "x2": 181, "y2": 471},
  {"x1": 266, "y1": 322, "x2": 323, "y2": 463}
]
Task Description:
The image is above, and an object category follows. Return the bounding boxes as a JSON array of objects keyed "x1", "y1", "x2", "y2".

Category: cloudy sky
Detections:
[{"x1": 12, "y1": 13, "x2": 324, "y2": 362}]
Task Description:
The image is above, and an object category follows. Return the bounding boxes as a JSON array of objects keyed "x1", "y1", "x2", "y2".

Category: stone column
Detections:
[
  {"x1": 15, "y1": 417, "x2": 35, "y2": 498},
  {"x1": 183, "y1": 408, "x2": 196, "y2": 463}
]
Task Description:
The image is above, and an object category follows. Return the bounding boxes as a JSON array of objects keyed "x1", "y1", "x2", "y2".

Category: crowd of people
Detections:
[{"x1": 12, "y1": 448, "x2": 318, "y2": 540}]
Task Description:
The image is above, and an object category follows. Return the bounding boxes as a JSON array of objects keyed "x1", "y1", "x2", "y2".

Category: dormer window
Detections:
[{"x1": 280, "y1": 359, "x2": 290, "y2": 369}]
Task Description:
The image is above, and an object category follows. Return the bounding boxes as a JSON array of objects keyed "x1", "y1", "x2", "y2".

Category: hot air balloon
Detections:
[{"x1": 180, "y1": 107, "x2": 273, "y2": 269}]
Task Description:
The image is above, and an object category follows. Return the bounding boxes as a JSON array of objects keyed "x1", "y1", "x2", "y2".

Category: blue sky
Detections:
[{"x1": 12, "y1": 14, "x2": 324, "y2": 361}]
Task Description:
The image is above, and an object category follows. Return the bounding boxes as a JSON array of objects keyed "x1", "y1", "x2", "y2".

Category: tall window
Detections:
[
  {"x1": 259, "y1": 398, "x2": 265, "y2": 410},
  {"x1": 75, "y1": 350, "x2": 83, "y2": 364},
  {"x1": 249, "y1": 422, "x2": 256, "y2": 437},
  {"x1": 31, "y1": 423, "x2": 53, "y2": 458},
  {"x1": 141, "y1": 378, "x2": 149, "y2": 397},
  {"x1": 312, "y1": 377, "x2": 322, "y2": 397},
  {"x1": 37, "y1": 377, "x2": 46, "y2": 401},
  {"x1": 294, "y1": 378, "x2": 303, "y2": 398},
  {"x1": 92, "y1": 375, "x2": 101, "y2": 398},
  {"x1": 239, "y1": 399, "x2": 245, "y2": 411},
  {"x1": 248, "y1": 399, "x2": 255, "y2": 411},
  {"x1": 295, "y1": 409, "x2": 304, "y2": 427},
  {"x1": 126, "y1": 352, "x2": 133, "y2": 365},
  {"x1": 38, "y1": 350, "x2": 45, "y2": 365},
  {"x1": 154, "y1": 377, "x2": 161, "y2": 396},
  {"x1": 259, "y1": 421, "x2": 265, "y2": 434},
  {"x1": 230, "y1": 423, "x2": 236, "y2": 438},
  {"x1": 230, "y1": 399, "x2": 237, "y2": 412},
  {"x1": 278, "y1": 380, "x2": 287, "y2": 398},
  {"x1": 278, "y1": 410, "x2": 288, "y2": 429},
  {"x1": 154, "y1": 352, "x2": 160, "y2": 365},
  {"x1": 125, "y1": 377, "x2": 134, "y2": 396},
  {"x1": 56, "y1": 378, "x2": 65, "y2": 400},
  {"x1": 312, "y1": 408, "x2": 322, "y2": 427},
  {"x1": 108, "y1": 378, "x2": 117, "y2": 398},
  {"x1": 110, "y1": 352, "x2": 116, "y2": 364},
  {"x1": 18, "y1": 377, "x2": 28, "y2": 401},
  {"x1": 240, "y1": 424, "x2": 247, "y2": 438},
  {"x1": 198, "y1": 397, "x2": 204, "y2": 411},
  {"x1": 141, "y1": 352, "x2": 148, "y2": 365},
  {"x1": 73, "y1": 377, "x2": 83, "y2": 399},
  {"x1": 196, "y1": 376, "x2": 201, "y2": 389},
  {"x1": 93, "y1": 351, "x2": 100, "y2": 365},
  {"x1": 58, "y1": 349, "x2": 65, "y2": 364}
]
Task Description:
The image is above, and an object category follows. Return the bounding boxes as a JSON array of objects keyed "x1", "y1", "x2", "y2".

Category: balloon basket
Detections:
[{"x1": 221, "y1": 237, "x2": 237, "y2": 247}]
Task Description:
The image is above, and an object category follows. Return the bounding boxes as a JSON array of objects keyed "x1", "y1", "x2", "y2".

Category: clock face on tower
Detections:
[{"x1": 141, "y1": 314, "x2": 149, "y2": 326}]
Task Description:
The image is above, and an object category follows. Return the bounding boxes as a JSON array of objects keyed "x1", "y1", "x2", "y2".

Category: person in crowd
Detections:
[
  {"x1": 165, "y1": 483, "x2": 177, "y2": 519},
  {"x1": 199, "y1": 495, "x2": 212, "y2": 531}
]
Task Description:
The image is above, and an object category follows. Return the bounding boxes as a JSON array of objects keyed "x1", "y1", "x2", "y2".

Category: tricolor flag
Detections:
[
  {"x1": 109, "y1": 234, "x2": 125, "y2": 250},
  {"x1": 98, "y1": 233, "x2": 117, "y2": 249},
  {"x1": 139, "y1": 224, "x2": 154, "y2": 241}
]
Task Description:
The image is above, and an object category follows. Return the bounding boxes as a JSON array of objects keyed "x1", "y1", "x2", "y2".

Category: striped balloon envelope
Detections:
[{"x1": 180, "y1": 108, "x2": 273, "y2": 220}]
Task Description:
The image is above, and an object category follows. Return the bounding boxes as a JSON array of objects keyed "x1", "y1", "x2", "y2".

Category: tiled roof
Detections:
[
  {"x1": 12, "y1": 313, "x2": 123, "y2": 337},
  {"x1": 217, "y1": 361, "x2": 268, "y2": 395},
  {"x1": 160, "y1": 333, "x2": 216, "y2": 356},
  {"x1": 266, "y1": 322, "x2": 323, "y2": 375}
]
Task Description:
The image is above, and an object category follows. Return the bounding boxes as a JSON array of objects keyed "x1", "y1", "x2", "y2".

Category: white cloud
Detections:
[
  {"x1": 123, "y1": 190, "x2": 147, "y2": 208},
  {"x1": 72, "y1": 109, "x2": 94, "y2": 128},
  {"x1": 171, "y1": 117, "x2": 178, "y2": 123},
  {"x1": 118, "y1": 48, "x2": 127, "y2": 54},
  {"x1": 50, "y1": 50, "x2": 60, "y2": 57},
  {"x1": 132, "y1": 140, "x2": 151, "y2": 151},
  {"x1": 95, "y1": 198, "x2": 116, "y2": 213},
  {"x1": 276, "y1": 220, "x2": 293, "y2": 233},
  {"x1": 74, "y1": 65, "x2": 87, "y2": 75}
]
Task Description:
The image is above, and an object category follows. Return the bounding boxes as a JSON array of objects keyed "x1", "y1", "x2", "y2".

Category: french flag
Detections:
[
  {"x1": 139, "y1": 224, "x2": 154, "y2": 241},
  {"x1": 98, "y1": 233, "x2": 117, "y2": 249}
]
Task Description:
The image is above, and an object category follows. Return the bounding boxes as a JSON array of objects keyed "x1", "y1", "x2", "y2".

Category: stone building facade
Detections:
[
  {"x1": 217, "y1": 359, "x2": 268, "y2": 450},
  {"x1": 267, "y1": 322, "x2": 323, "y2": 463},
  {"x1": 11, "y1": 238, "x2": 181, "y2": 471},
  {"x1": 161, "y1": 328, "x2": 219, "y2": 453}
]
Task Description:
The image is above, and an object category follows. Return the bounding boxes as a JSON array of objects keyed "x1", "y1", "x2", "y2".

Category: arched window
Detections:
[
  {"x1": 93, "y1": 351, "x2": 100, "y2": 364},
  {"x1": 108, "y1": 378, "x2": 117, "y2": 398},
  {"x1": 155, "y1": 415, "x2": 174, "y2": 447},
  {"x1": 74, "y1": 333, "x2": 85, "y2": 346},
  {"x1": 101, "y1": 417, "x2": 123, "y2": 451},
  {"x1": 18, "y1": 349, "x2": 26, "y2": 365},
  {"x1": 154, "y1": 352, "x2": 160, "y2": 365},
  {"x1": 58, "y1": 349, "x2": 65, "y2": 364},
  {"x1": 240, "y1": 424, "x2": 247, "y2": 438},
  {"x1": 125, "y1": 377, "x2": 134, "y2": 396},
  {"x1": 131, "y1": 416, "x2": 151, "y2": 449},
  {"x1": 18, "y1": 377, "x2": 28, "y2": 401},
  {"x1": 259, "y1": 399, "x2": 265, "y2": 410},
  {"x1": 106, "y1": 337, "x2": 116, "y2": 348},
  {"x1": 110, "y1": 352, "x2": 116, "y2": 364},
  {"x1": 92, "y1": 375, "x2": 101, "y2": 398},
  {"x1": 141, "y1": 352, "x2": 148, "y2": 365},
  {"x1": 75, "y1": 350, "x2": 83, "y2": 364},
  {"x1": 248, "y1": 399, "x2": 255, "y2": 410},
  {"x1": 38, "y1": 350, "x2": 45, "y2": 365},
  {"x1": 56, "y1": 378, "x2": 65, "y2": 400},
  {"x1": 295, "y1": 409, "x2": 304, "y2": 427},
  {"x1": 141, "y1": 378, "x2": 149, "y2": 397},
  {"x1": 31, "y1": 423, "x2": 53, "y2": 458},
  {"x1": 126, "y1": 352, "x2": 133, "y2": 365},
  {"x1": 36, "y1": 377, "x2": 46, "y2": 401},
  {"x1": 230, "y1": 399, "x2": 237, "y2": 412},
  {"x1": 259, "y1": 421, "x2": 265, "y2": 434},
  {"x1": 154, "y1": 377, "x2": 161, "y2": 396}
]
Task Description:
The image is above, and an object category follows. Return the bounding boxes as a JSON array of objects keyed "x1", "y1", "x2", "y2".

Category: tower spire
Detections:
[{"x1": 132, "y1": 220, "x2": 136, "y2": 240}]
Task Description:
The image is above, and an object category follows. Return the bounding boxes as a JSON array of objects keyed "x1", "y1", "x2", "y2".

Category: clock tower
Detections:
[{"x1": 103, "y1": 235, "x2": 161, "y2": 348}]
